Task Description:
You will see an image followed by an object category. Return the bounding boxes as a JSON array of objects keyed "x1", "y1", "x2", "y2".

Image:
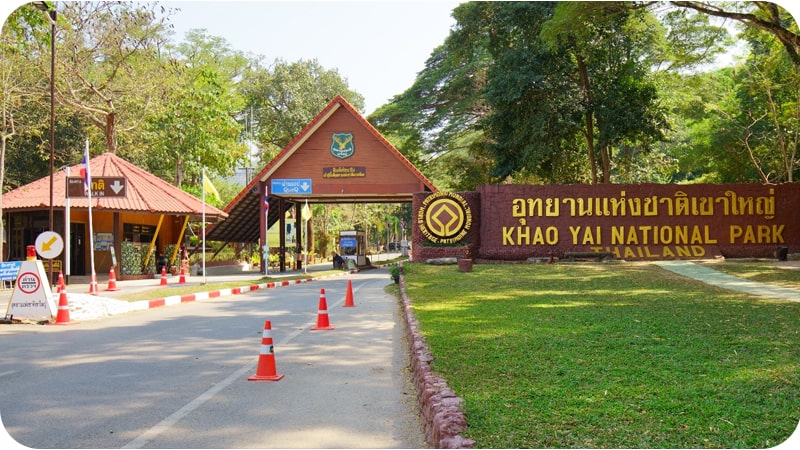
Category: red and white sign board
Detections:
[{"x1": 4, "y1": 260, "x2": 56, "y2": 321}]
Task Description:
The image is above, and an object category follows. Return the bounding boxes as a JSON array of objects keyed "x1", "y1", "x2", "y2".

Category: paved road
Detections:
[
  {"x1": 3, "y1": 257, "x2": 797, "y2": 449},
  {"x1": 0, "y1": 267, "x2": 425, "y2": 449}
]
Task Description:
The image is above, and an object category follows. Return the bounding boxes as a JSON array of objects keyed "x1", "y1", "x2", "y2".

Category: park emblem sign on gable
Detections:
[{"x1": 330, "y1": 132, "x2": 355, "y2": 159}]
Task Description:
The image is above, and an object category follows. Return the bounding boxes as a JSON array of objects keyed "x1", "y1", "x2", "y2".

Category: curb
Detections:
[
  {"x1": 398, "y1": 263, "x2": 475, "y2": 449},
  {"x1": 128, "y1": 261, "x2": 400, "y2": 312},
  {"x1": 124, "y1": 270, "x2": 359, "y2": 312}
]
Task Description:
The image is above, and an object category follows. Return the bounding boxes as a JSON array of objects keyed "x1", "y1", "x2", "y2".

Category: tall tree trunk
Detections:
[
  {"x1": 0, "y1": 135, "x2": 6, "y2": 261},
  {"x1": 174, "y1": 158, "x2": 184, "y2": 186},
  {"x1": 105, "y1": 112, "x2": 116, "y2": 154},
  {"x1": 1, "y1": 105, "x2": 15, "y2": 261},
  {"x1": 576, "y1": 54, "x2": 598, "y2": 184},
  {"x1": 600, "y1": 145, "x2": 611, "y2": 183},
  {"x1": 594, "y1": 113, "x2": 612, "y2": 183}
]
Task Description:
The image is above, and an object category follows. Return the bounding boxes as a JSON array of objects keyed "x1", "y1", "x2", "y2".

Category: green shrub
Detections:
[{"x1": 389, "y1": 265, "x2": 400, "y2": 284}]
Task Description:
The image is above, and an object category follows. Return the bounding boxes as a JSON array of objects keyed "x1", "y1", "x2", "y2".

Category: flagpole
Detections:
[
  {"x1": 264, "y1": 186, "x2": 269, "y2": 276},
  {"x1": 201, "y1": 169, "x2": 207, "y2": 285},
  {"x1": 64, "y1": 166, "x2": 71, "y2": 284},
  {"x1": 85, "y1": 140, "x2": 97, "y2": 293},
  {"x1": 303, "y1": 199, "x2": 308, "y2": 274}
]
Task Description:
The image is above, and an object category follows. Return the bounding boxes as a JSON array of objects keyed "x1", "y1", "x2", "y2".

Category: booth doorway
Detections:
[{"x1": 70, "y1": 223, "x2": 86, "y2": 276}]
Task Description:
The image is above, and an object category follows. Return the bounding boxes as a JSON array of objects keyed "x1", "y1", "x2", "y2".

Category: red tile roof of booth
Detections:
[{"x1": 2, "y1": 152, "x2": 227, "y2": 219}]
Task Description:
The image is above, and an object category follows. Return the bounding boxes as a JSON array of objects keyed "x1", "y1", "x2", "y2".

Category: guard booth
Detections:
[{"x1": 338, "y1": 230, "x2": 366, "y2": 267}]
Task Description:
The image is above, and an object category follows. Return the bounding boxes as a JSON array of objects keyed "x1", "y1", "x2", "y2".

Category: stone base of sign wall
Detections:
[{"x1": 412, "y1": 245, "x2": 474, "y2": 262}]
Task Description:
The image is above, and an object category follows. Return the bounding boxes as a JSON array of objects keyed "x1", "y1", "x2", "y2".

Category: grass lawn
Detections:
[{"x1": 400, "y1": 261, "x2": 800, "y2": 448}]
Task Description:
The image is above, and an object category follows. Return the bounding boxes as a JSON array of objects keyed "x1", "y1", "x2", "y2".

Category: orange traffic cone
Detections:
[
  {"x1": 343, "y1": 280, "x2": 355, "y2": 307},
  {"x1": 160, "y1": 266, "x2": 168, "y2": 286},
  {"x1": 56, "y1": 271, "x2": 65, "y2": 292},
  {"x1": 105, "y1": 265, "x2": 119, "y2": 291},
  {"x1": 311, "y1": 288, "x2": 334, "y2": 330},
  {"x1": 52, "y1": 285, "x2": 73, "y2": 325},
  {"x1": 248, "y1": 320, "x2": 284, "y2": 381},
  {"x1": 178, "y1": 265, "x2": 186, "y2": 284},
  {"x1": 88, "y1": 271, "x2": 98, "y2": 294}
]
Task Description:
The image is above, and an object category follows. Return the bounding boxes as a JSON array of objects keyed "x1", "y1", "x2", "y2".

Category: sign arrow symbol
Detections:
[
  {"x1": 110, "y1": 180, "x2": 125, "y2": 194},
  {"x1": 42, "y1": 236, "x2": 57, "y2": 252}
]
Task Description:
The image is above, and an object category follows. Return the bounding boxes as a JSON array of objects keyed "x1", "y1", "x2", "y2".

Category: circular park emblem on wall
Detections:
[{"x1": 417, "y1": 192, "x2": 472, "y2": 244}]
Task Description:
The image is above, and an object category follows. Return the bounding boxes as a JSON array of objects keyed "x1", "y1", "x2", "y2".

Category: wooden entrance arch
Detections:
[{"x1": 205, "y1": 95, "x2": 437, "y2": 272}]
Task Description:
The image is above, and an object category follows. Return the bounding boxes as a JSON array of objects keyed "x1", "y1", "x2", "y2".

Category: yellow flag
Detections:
[{"x1": 203, "y1": 171, "x2": 220, "y2": 200}]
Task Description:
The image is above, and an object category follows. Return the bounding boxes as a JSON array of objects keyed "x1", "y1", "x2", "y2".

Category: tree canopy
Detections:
[
  {"x1": 0, "y1": 1, "x2": 366, "y2": 194},
  {"x1": 370, "y1": 1, "x2": 798, "y2": 187},
  {"x1": 1, "y1": 1, "x2": 799, "y2": 257}
]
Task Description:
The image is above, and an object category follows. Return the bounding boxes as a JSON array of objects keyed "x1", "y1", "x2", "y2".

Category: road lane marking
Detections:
[{"x1": 121, "y1": 286, "x2": 341, "y2": 449}]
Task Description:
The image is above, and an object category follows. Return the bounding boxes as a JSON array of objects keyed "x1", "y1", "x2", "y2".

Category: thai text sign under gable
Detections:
[{"x1": 323, "y1": 166, "x2": 366, "y2": 178}]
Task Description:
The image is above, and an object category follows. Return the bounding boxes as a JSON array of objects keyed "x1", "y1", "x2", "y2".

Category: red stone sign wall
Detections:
[{"x1": 412, "y1": 183, "x2": 799, "y2": 261}]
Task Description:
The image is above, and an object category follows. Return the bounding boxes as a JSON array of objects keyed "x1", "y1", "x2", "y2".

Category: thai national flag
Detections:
[{"x1": 79, "y1": 148, "x2": 91, "y2": 194}]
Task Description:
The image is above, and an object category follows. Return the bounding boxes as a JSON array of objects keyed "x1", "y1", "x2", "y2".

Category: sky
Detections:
[
  {"x1": 4, "y1": 1, "x2": 800, "y2": 114},
  {"x1": 0, "y1": 0, "x2": 461, "y2": 115},
  {"x1": 162, "y1": 1, "x2": 462, "y2": 115}
]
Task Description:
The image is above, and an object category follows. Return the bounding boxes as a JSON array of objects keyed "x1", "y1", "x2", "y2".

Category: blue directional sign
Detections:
[
  {"x1": 0, "y1": 261, "x2": 21, "y2": 281},
  {"x1": 271, "y1": 178, "x2": 312, "y2": 195}
]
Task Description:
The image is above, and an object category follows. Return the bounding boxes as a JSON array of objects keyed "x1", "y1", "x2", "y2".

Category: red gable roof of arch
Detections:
[{"x1": 207, "y1": 95, "x2": 437, "y2": 243}]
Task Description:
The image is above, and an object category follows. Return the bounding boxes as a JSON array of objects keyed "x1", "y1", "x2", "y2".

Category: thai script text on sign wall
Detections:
[{"x1": 474, "y1": 183, "x2": 798, "y2": 260}]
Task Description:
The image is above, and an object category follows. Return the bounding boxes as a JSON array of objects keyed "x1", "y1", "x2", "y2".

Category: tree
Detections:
[
  {"x1": 661, "y1": 65, "x2": 782, "y2": 183},
  {"x1": 143, "y1": 29, "x2": 249, "y2": 188},
  {"x1": 469, "y1": 2, "x2": 587, "y2": 183},
  {"x1": 369, "y1": 34, "x2": 492, "y2": 190},
  {"x1": 534, "y1": 2, "x2": 670, "y2": 183},
  {"x1": 374, "y1": 2, "x2": 675, "y2": 185},
  {"x1": 671, "y1": 1, "x2": 800, "y2": 66},
  {"x1": 1, "y1": 3, "x2": 52, "y2": 261},
  {"x1": 1, "y1": 4, "x2": 50, "y2": 187},
  {"x1": 657, "y1": 2, "x2": 799, "y2": 183},
  {"x1": 54, "y1": 2, "x2": 175, "y2": 154},
  {"x1": 239, "y1": 59, "x2": 365, "y2": 163},
  {"x1": 732, "y1": 23, "x2": 799, "y2": 182}
]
